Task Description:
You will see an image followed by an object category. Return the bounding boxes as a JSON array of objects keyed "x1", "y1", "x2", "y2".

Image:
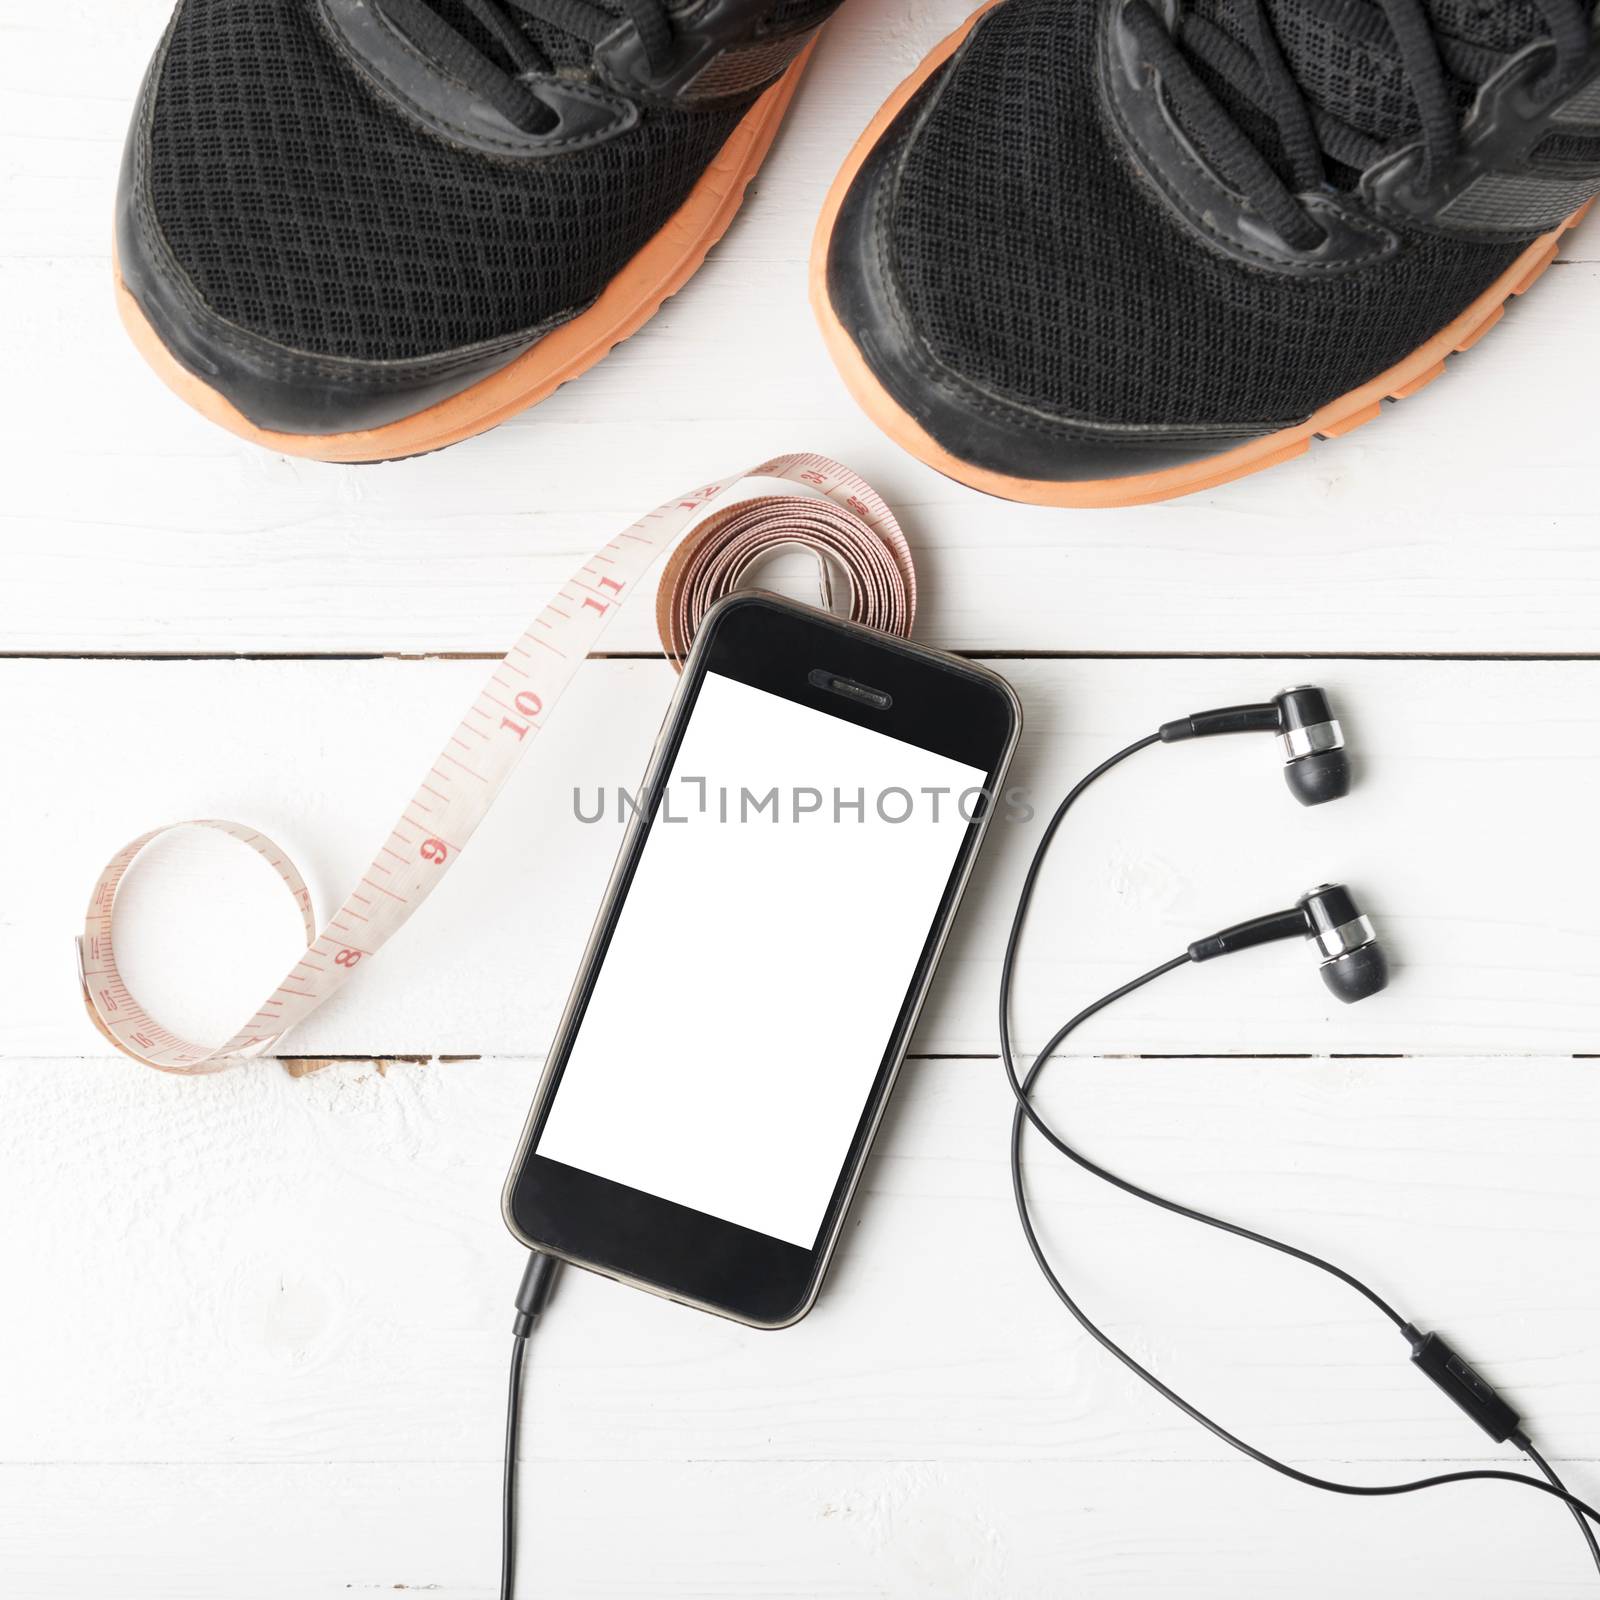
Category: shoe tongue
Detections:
[
  {"x1": 1425, "y1": 0, "x2": 1555, "y2": 51},
  {"x1": 522, "y1": 0, "x2": 638, "y2": 72},
  {"x1": 423, "y1": 0, "x2": 602, "y2": 74},
  {"x1": 1183, "y1": 0, "x2": 1557, "y2": 185},
  {"x1": 1258, "y1": 0, "x2": 1550, "y2": 141}
]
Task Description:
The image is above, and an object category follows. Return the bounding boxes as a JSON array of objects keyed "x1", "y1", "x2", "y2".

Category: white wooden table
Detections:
[{"x1": 5, "y1": 2, "x2": 1600, "y2": 1594}]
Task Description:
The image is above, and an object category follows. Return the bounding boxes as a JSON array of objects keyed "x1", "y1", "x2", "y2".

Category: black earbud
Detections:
[
  {"x1": 1274, "y1": 687, "x2": 1350, "y2": 807},
  {"x1": 1186, "y1": 882, "x2": 1388, "y2": 1003},
  {"x1": 1158, "y1": 684, "x2": 1350, "y2": 806},
  {"x1": 1298, "y1": 883, "x2": 1388, "y2": 1003}
]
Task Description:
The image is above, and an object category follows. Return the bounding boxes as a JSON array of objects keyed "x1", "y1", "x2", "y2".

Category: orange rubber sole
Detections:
[
  {"x1": 809, "y1": 4, "x2": 1591, "y2": 508},
  {"x1": 118, "y1": 47, "x2": 814, "y2": 463}
]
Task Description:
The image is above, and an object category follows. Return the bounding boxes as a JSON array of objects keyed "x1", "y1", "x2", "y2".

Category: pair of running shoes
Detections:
[{"x1": 118, "y1": 0, "x2": 1599, "y2": 506}]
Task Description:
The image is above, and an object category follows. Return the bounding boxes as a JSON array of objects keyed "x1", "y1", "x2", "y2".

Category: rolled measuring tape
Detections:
[{"x1": 77, "y1": 453, "x2": 916, "y2": 1074}]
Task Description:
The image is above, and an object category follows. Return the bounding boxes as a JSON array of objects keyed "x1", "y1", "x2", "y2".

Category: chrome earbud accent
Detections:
[
  {"x1": 1312, "y1": 913, "x2": 1376, "y2": 962},
  {"x1": 1279, "y1": 718, "x2": 1343, "y2": 762}
]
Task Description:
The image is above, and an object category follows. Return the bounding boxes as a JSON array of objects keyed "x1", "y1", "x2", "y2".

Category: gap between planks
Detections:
[
  {"x1": 9, "y1": 1453, "x2": 1598, "y2": 1467},
  {"x1": 7, "y1": 650, "x2": 1600, "y2": 663},
  {"x1": 270, "y1": 1049, "x2": 1600, "y2": 1076}
]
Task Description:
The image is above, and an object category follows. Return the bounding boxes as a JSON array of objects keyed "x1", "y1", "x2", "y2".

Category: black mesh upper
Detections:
[
  {"x1": 143, "y1": 0, "x2": 757, "y2": 360},
  {"x1": 759, "y1": 0, "x2": 838, "y2": 31},
  {"x1": 884, "y1": 0, "x2": 1530, "y2": 429}
]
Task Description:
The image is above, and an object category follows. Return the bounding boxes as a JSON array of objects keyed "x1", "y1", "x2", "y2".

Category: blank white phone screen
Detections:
[{"x1": 536, "y1": 670, "x2": 988, "y2": 1248}]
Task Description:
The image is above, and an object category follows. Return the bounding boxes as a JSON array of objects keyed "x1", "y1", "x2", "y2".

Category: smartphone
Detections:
[{"x1": 502, "y1": 593, "x2": 1020, "y2": 1328}]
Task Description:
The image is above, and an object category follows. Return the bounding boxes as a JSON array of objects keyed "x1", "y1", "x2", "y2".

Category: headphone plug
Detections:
[{"x1": 512, "y1": 1251, "x2": 561, "y2": 1340}]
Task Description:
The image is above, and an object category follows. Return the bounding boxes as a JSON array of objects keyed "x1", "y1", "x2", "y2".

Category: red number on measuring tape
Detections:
[
  {"x1": 334, "y1": 949, "x2": 362, "y2": 968},
  {"x1": 500, "y1": 688, "x2": 544, "y2": 742},
  {"x1": 421, "y1": 838, "x2": 448, "y2": 864}
]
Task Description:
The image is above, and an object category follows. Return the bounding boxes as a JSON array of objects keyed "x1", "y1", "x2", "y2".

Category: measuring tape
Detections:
[{"x1": 77, "y1": 453, "x2": 916, "y2": 1074}]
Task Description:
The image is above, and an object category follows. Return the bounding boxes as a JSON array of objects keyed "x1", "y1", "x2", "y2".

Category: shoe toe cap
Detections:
[
  {"x1": 817, "y1": 0, "x2": 1525, "y2": 498},
  {"x1": 819, "y1": 65, "x2": 1272, "y2": 492},
  {"x1": 114, "y1": 0, "x2": 747, "y2": 442},
  {"x1": 114, "y1": 9, "x2": 566, "y2": 439}
]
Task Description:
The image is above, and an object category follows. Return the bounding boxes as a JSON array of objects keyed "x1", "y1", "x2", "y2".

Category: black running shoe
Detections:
[
  {"x1": 118, "y1": 0, "x2": 836, "y2": 460},
  {"x1": 813, "y1": 0, "x2": 1600, "y2": 506}
]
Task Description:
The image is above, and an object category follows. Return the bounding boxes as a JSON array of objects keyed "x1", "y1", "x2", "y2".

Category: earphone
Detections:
[
  {"x1": 1184, "y1": 881, "x2": 1388, "y2": 1003},
  {"x1": 1156, "y1": 683, "x2": 1352, "y2": 806},
  {"x1": 1000, "y1": 686, "x2": 1600, "y2": 1582}
]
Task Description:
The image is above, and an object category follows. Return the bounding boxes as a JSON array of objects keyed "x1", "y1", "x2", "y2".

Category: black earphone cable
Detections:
[
  {"x1": 1526, "y1": 1439, "x2": 1600, "y2": 1579},
  {"x1": 502, "y1": 1251, "x2": 562, "y2": 1600},
  {"x1": 1000, "y1": 732, "x2": 1600, "y2": 1576},
  {"x1": 999, "y1": 735, "x2": 1409, "y2": 1330},
  {"x1": 502, "y1": 1333, "x2": 529, "y2": 1600}
]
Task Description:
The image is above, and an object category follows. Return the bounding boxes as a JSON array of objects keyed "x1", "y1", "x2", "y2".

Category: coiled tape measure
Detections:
[{"x1": 77, "y1": 454, "x2": 915, "y2": 1073}]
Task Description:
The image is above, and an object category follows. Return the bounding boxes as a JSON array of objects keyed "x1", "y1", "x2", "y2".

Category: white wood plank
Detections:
[
  {"x1": 4, "y1": 1053, "x2": 1600, "y2": 1475},
  {"x1": 4, "y1": 656, "x2": 1598, "y2": 1059},
  {"x1": 4, "y1": 3, "x2": 1599, "y2": 657},
  {"x1": 6, "y1": 1459, "x2": 1599, "y2": 1598}
]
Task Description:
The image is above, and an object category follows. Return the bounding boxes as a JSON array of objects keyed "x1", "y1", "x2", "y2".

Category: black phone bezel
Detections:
[{"x1": 503, "y1": 593, "x2": 1019, "y2": 1327}]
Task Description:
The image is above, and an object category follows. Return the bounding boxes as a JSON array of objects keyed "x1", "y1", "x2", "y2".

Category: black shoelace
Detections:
[
  {"x1": 377, "y1": 0, "x2": 675, "y2": 129},
  {"x1": 1126, "y1": 0, "x2": 1593, "y2": 248}
]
